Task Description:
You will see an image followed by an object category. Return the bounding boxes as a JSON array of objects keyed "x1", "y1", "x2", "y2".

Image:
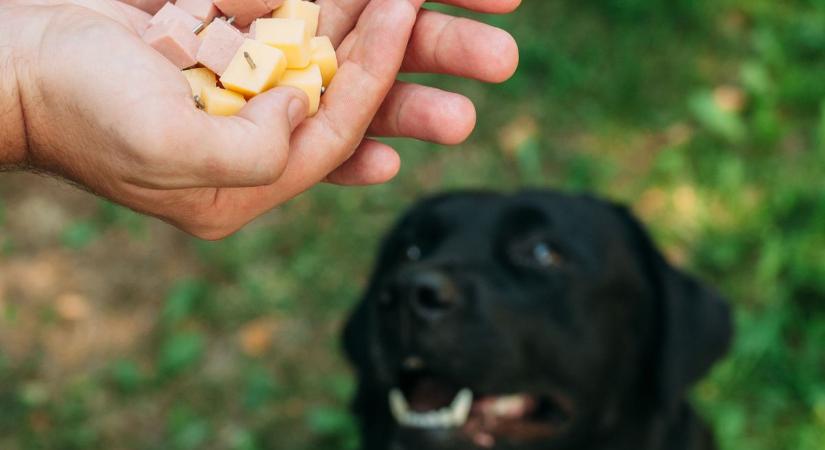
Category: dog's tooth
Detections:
[
  {"x1": 437, "y1": 409, "x2": 453, "y2": 427},
  {"x1": 389, "y1": 389, "x2": 411, "y2": 425},
  {"x1": 405, "y1": 410, "x2": 454, "y2": 429},
  {"x1": 422, "y1": 413, "x2": 438, "y2": 428},
  {"x1": 390, "y1": 388, "x2": 473, "y2": 429},
  {"x1": 451, "y1": 389, "x2": 473, "y2": 425},
  {"x1": 424, "y1": 412, "x2": 442, "y2": 428},
  {"x1": 422, "y1": 414, "x2": 439, "y2": 428},
  {"x1": 438, "y1": 412, "x2": 455, "y2": 428}
]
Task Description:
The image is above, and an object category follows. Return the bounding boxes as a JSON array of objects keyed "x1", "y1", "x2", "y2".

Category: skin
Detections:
[{"x1": 0, "y1": 0, "x2": 520, "y2": 239}]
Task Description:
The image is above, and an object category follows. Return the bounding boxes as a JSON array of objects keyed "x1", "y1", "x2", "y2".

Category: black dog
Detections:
[{"x1": 343, "y1": 191, "x2": 732, "y2": 450}]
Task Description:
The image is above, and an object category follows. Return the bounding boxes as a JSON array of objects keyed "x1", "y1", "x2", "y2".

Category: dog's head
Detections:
[{"x1": 344, "y1": 191, "x2": 731, "y2": 450}]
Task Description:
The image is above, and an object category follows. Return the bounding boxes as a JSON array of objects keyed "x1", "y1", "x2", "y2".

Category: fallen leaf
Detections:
[
  {"x1": 498, "y1": 115, "x2": 538, "y2": 158},
  {"x1": 238, "y1": 318, "x2": 279, "y2": 358},
  {"x1": 713, "y1": 85, "x2": 747, "y2": 113},
  {"x1": 55, "y1": 293, "x2": 91, "y2": 322}
]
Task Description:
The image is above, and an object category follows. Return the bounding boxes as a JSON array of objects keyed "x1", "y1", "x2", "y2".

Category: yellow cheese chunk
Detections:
[
  {"x1": 278, "y1": 64, "x2": 322, "y2": 116},
  {"x1": 309, "y1": 36, "x2": 337, "y2": 87},
  {"x1": 254, "y1": 18, "x2": 311, "y2": 69},
  {"x1": 271, "y1": 0, "x2": 320, "y2": 39},
  {"x1": 182, "y1": 68, "x2": 217, "y2": 97},
  {"x1": 220, "y1": 39, "x2": 288, "y2": 97},
  {"x1": 201, "y1": 86, "x2": 247, "y2": 116}
]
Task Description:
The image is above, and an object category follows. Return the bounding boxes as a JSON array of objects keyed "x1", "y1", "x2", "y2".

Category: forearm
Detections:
[{"x1": 0, "y1": 4, "x2": 30, "y2": 168}]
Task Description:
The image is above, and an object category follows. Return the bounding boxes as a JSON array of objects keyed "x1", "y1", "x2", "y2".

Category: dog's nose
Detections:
[{"x1": 407, "y1": 270, "x2": 460, "y2": 321}]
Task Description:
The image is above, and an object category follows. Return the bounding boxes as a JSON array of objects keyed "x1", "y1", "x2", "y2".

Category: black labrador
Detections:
[{"x1": 343, "y1": 191, "x2": 732, "y2": 450}]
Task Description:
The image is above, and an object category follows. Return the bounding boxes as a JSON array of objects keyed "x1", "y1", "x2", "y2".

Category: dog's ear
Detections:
[
  {"x1": 612, "y1": 205, "x2": 732, "y2": 412},
  {"x1": 656, "y1": 265, "x2": 731, "y2": 411},
  {"x1": 343, "y1": 296, "x2": 387, "y2": 423}
]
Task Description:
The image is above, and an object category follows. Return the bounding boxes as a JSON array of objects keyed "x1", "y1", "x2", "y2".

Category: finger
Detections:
[
  {"x1": 62, "y1": 0, "x2": 150, "y2": 30},
  {"x1": 325, "y1": 139, "x2": 401, "y2": 185},
  {"x1": 368, "y1": 82, "x2": 476, "y2": 144},
  {"x1": 317, "y1": 0, "x2": 520, "y2": 47},
  {"x1": 428, "y1": 0, "x2": 522, "y2": 14},
  {"x1": 316, "y1": 0, "x2": 370, "y2": 46},
  {"x1": 293, "y1": 0, "x2": 419, "y2": 157},
  {"x1": 125, "y1": 86, "x2": 308, "y2": 189},
  {"x1": 401, "y1": 10, "x2": 518, "y2": 83}
]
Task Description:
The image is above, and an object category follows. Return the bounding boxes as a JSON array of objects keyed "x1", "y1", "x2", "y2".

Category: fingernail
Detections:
[{"x1": 288, "y1": 97, "x2": 307, "y2": 130}]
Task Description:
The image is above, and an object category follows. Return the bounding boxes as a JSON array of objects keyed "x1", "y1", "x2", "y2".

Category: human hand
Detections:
[
  {"x1": 0, "y1": 0, "x2": 518, "y2": 239},
  {"x1": 114, "y1": 0, "x2": 522, "y2": 185}
]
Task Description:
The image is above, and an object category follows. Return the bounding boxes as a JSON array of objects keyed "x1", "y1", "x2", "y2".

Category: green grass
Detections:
[{"x1": 1, "y1": 0, "x2": 824, "y2": 448}]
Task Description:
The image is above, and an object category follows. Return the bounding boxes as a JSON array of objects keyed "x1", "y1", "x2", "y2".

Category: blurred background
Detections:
[{"x1": 2, "y1": 0, "x2": 825, "y2": 449}]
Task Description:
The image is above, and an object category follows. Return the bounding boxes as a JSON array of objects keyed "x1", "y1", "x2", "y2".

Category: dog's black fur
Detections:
[{"x1": 343, "y1": 191, "x2": 732, "y2": 450}]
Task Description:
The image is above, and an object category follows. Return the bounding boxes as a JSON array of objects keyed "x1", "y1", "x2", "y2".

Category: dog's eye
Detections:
[
  {"x1": 405, "y1": 244, "x2": 422, "y2": 262},
  {"x1": 532, "y1": 242, "x2": 563, "y2": 268},
  {"x1": 532, "y1": 242, "x2": 560, "y2": 267},
  {"x1": 508, "y1": 237, "x2": 564, "y2": 270}
]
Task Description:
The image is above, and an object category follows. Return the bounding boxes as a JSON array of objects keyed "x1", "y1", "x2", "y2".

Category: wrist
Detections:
[
  {"x1": 0, "y1": 3, "x2": 32, "y2": 168},
  {"x1": 0, "y1": 1, "x2": 57, "y2": 169}
]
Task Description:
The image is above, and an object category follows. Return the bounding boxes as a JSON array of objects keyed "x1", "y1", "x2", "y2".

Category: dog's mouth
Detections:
[{"x1": 389, "y1": 365, "x2": 573, "y2": 447}]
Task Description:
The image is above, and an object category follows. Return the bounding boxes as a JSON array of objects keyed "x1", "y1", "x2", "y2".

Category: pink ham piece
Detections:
[
  {"x1": 174, "y1": 0, "x2": 219, "y2": 23},
  {"x1": 149, "y1": 2, "x2": 202, "y2": 32},
  {"x1": 142, "y1": 21, "x2": 201, "y2": 69},
  {"x1": 195, "y1": 18, "x2": 245, "y2": 75},
  {"x1": 212, "y1": 0, "x2": 271, "y2": 27}
]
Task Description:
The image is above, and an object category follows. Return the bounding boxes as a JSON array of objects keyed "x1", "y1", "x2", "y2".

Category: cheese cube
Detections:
[
  {"x1": 253, "y1": 18, "x2": 311, "y2": 69},
  {"x1": 174, "y1": 0, "x2": 219, "y2": 23},
  {"x1": 196, "y1": 18, "x2": 245, "y2": 75},
  {"x1": 278, "y1": 64, "x2": 322, "y2": 115},
  {"x1": 142, "y1": 21, "x2": 201, "y2": 69},
  {"x1": 309, "y1": 36, "x2": 337, "y2": 87},
  {"x1": 213, "y1": 0, "x2": 271, "y2": 27},
  {"x1": 220, "y1": 39, "x2": 288, "y2": 97},
  {"x1": 272, "y1": 0, "x2": 320, "y2": 39},
  {"x1": 182, "y1": 68, "x2": 217, "y2": 96},
  {"x1": 201, "y1": 86, "x2": 247, "y2": 115},
  {"x1": 149, "y1": 2, "x2": 201, "y2": 32}
]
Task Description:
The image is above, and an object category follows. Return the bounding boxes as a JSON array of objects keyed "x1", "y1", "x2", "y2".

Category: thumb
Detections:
[
  {"x1": 132, "y1": 87, "x2": 309, "y2": 190},
  {"x1": 238, "y1": 86, "x2": 309, "y2": 135}
]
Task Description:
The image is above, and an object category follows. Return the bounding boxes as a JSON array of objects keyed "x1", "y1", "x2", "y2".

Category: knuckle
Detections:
[
  {"x1": 246, "y1": 138, "x2": 289, "y2": 186},
  {"x1": 196, "y1": 151, "x2": 235, "y2": 183}
]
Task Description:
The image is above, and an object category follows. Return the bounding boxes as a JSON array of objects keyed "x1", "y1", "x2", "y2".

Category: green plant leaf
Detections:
[{"x1": 157, "y1": 333, "x2": 205, "y2": 379}]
